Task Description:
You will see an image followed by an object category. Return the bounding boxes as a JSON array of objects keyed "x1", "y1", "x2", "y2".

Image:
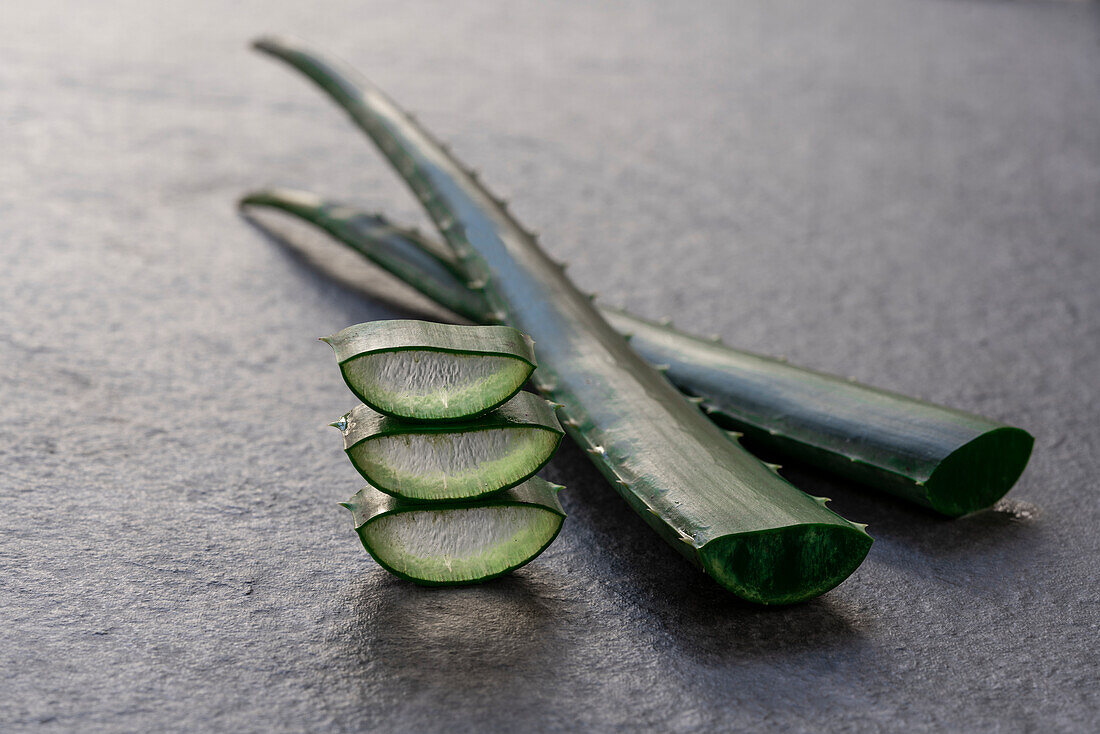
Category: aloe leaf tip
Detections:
[{"x1": 252, "y1": 35, "x2": 286, "y2": 54}]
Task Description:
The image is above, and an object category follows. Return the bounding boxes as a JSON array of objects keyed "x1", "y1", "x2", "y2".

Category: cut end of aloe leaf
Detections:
[
  {"x1": 700, "y1": 524, "x2": 873, "y2": 605},
  {"x1": 345, "y1": 478, "x2": 565, "y2": 586},
  {"x1": 324, "y1": 320, "x2": 536, "y2": 420},
  {"x1": 341, "y1": 391, "x2": 563, "y2": 501},
  {"x1": 925, "y1": 426, "x2": 1034, "y2": 517}
]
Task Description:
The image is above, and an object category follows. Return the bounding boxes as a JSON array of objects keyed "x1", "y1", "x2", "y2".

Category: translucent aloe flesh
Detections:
[
  {"x1": 253, "y1": 36, "x2": 873, "y2": 604},
  {"x1": 342, "y1": 477, "x2": 566, "y2": 585},
  {"x1": 337, "y1": 390, "x2": 564, "y2": 501},
  {"x1": 322, "y1": 320, "x2": 536, "y2": 420},
  {"x1": 245, "y1": 189, "x2": 1034, "y2": 517}
]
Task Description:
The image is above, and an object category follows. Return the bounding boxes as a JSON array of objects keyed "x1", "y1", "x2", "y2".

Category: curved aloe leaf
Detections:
[
  {"x1": 342, "y1": 477, "x2": 566, "y2": 585},
  {"x1": 246, "y1": 188, "x2": 1033, "y2": 517},
  {"x1": 322, "y1": 319, "x2": 536, "y2": 420},
  {"x1": 240, "y1": 188, "x2": 486, "y2": 320},
  {"x1": 253, "y1": 36, "x2": 872, "y2": 604},
  {"x1": 336, "y1": 390, "x2": 564, "y2": 501}
]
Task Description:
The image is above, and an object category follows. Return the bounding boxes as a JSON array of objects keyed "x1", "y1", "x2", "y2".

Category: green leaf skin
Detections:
[
  {"x1": 253, "y1": 36, "x2": 872, "y2": 604},
  {"x1": 342, "y1": 477, "x2": 566, "y2": 586},
  {"x1": 245, "y1": 189, "x2": 1033, "y2": 517},
  {"x1": 336, "y1": 390, "x2": 564, "y2": 501},
  {"x1": 240, "y1": 189, "x2": 487, "y2": 321},
  {"x1": 599, "y1": 310, "x2": 1035, "y2": 517},
  {"x1": 322, "y1": 319, "x2": 536, "y2": 421}
]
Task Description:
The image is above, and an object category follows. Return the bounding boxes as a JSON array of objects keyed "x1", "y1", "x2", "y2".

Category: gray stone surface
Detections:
[{"x1": 2, "y1": 0, "x2": 1098, "y2": 731}]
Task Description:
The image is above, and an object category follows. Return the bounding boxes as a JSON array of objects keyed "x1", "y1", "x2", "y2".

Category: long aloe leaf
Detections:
[
  {"x1": 252, "y1": 36, "x2": 872, "y2": 604},
  {"x1": 244, "y1": 189, "x2": 1033, "y2": 517},
  {"x1": 336, "y1": 390, "x2": 564, "y2": 501},
  {"x1": 322, "y1": 320, "x2": 536, "y2": 420},
  {"x1": 599, "y1": 311, "x2": 1034, "y2": 517},
  {"x1": 342, "y1": 477, "x2": 566, "y2": 585}
]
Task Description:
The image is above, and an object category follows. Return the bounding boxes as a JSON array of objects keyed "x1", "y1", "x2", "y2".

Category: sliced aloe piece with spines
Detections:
[
  {"x1": 342, "y1": 477, "x2": 566, "y2": 585},
  {"x1": 253, "y1": 36, "x2": 872, "y2": 604},
  {"x1": 321, "y1": 320, "x2": 536, "y2": 421},
  {"x1": 336, "y1": 390, "x2": 564, "y2": 501},
  {"x1": 246, "y1": 188, "x2": 1033, "y2": 517}
]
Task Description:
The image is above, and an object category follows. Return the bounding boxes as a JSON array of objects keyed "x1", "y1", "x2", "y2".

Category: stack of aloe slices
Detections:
[
  {"x1": 242, "y1": 37, "x2": 1034, "y2": 604},
  {"x1": 326, "y1": 320, "x2": 566, "y2": 585}
]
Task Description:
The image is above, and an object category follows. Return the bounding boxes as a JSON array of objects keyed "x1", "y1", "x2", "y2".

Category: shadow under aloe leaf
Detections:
[
  {"x1": 541, "y1": 441, "x2": 872, "y2": 661},
  {"x1": 240, "y1": 209, "x2": 462, "y2": 324},
  {"x1": 773, "y1": 458, "x2": 1043, "y2": 563},
  {"x1": 332, "y1": 571, "x2": 572, "y2": 702}
]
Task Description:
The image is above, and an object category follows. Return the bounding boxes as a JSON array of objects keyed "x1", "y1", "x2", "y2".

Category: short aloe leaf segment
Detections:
[
  {"x1": 343, "y1": 477, "x2": 566, "y2": 585},
  {"x1": 336, "y1": 390, "x2": 564, "y2": 501},
  {"x1": 322, "y1": 320, "x2": 536, "y2": 421},
  {"x1": 254, "y1": 36, "x2": 873, "y2": 604}
]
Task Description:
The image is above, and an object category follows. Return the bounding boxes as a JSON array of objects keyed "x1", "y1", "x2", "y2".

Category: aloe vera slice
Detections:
[
  {"x1": 342, "y1": 477, "x2": 566, "y2": 585},
  {"x1": 253, "y1": 36, "x2": 872, "y2": 604},
  {"x1": 322, "y1": 320, "x2": 536, "y2": 420},
  {"x1": 244, "y1": 188, "x2": 1033, "y2": 517},
  {"x1": 336, "y1": 390, "x2": 564, "y2": 501}
]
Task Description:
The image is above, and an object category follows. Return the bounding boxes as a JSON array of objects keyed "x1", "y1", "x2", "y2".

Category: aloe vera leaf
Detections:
[
  {"x1": 239, "y1": 188, "x2": 487, "y2": 321},
  {"x1": 253, "y1": 36, "x2": 872, "y2": 604},
  {"x1": 342, "y1": 477, "x2": 566, "y2": 585},
  {"x1": 245, "y1": 189, "x2": 1033, "y2": 517},
  {"x1": 599, "y1": 310, "x2": 1035, "y2": 517},
  {"x1": 321, "y1": 319, "x2": 536, "y2": 421},
  {"x1": 336, "y1": 390, "x2": 564, "y2": 501}
]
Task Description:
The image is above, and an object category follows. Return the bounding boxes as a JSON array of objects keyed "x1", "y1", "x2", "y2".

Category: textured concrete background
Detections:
[{"x1": 2, "y1": 0, "x2": 1098, "y2": 731}]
